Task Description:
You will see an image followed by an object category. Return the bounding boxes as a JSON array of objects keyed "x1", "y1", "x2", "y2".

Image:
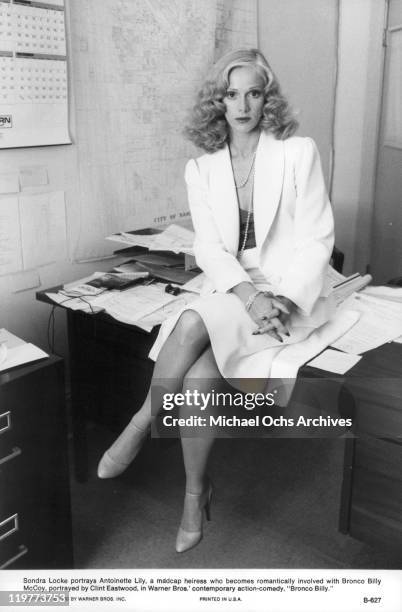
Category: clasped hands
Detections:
[{"x1": 248, "y1": 291, "x2": 295, "y2": 342}]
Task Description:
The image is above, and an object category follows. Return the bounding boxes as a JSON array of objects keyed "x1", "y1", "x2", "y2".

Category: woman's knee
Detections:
[
  {"x1": 183, "y1": 349, "x2": 220, "y2": 384},
  {"x1": 173, "y1": 310, "x2": 208, "y2": 346}
]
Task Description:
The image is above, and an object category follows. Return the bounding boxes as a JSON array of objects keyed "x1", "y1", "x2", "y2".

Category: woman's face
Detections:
[{"x1": 223, "y1": 65, "x2": 265, "y2": 137}]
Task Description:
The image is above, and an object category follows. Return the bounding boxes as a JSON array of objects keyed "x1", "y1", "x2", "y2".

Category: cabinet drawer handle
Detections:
[
  {"x1": 0, "y1": 513, "x2": 19, "y2": 541},
  {"x1": 0, "y1": 411, "x2": 11, "y2": 435},
  {"x1": 0, "y1": 446, "x2": 22, "y2": 466},
  {"x1": 0, "y1": 545, "x2": 28, "y2": 569}
]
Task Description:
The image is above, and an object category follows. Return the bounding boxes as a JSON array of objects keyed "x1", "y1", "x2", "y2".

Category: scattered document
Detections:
[
  {"x1": 0, "y1": 329, "x2": 48, "y2": 372},
  {"x1": 92, "y1": 282, "x2": 177, "y2": 325},
  {"x1": 150, "y1": 224, "x2": 194, "y2": 255},
  {"x1": 106, "y1": 229, "x2": 162, "y2": 249},
  {"x1": 362, "y1": 285, "x2": 402, "y2": 303},
  {"x1": 332, "y1": 294, "x2": 402, "y2": 354},
  {"x1": 131, "y1": 262, "x2": 197, "y2": 285},
  {"x1": 126, "y1": 252, "x2": 184, "y2": 268},
  {"x1": 270, "y1": 310, "x2": 361, "y2": 379},
  {"x1": 107, "y1": 224, "x2": 195, "y2": 255},
  {"x1": 63, "y1": 272, "x2": 108, "y2": 293},
  {"x1": 138, "y1": 291, "x2": 199, "y2": 331},
  {"x1": 268, "y1": 309, "x2": 361, "y2": 406},
  {"x1": 307, "y1": 349, "x2": 362, "y2": 374}
]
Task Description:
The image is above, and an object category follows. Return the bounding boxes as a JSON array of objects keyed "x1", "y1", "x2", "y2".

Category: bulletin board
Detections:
[{"x1": 0, "y1": 0, "x2": 71, "y2": 148}]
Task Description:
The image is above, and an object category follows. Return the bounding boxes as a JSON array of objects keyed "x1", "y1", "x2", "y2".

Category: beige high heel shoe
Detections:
[
  {"x1": 97, "y1": 421, "x2": 149, "y2": 479},
  {"x1": 175, "y1": 481, "x2": 213, "y2": 553}
]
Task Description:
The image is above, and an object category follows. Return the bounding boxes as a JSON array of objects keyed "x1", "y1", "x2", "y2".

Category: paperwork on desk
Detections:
[
  {"x1": 362, "y1": 284, "x2": 402, "y2": 303},
  {"x1": 149, "y1": 224, "x2": 194, "y2": 254},
  {"x1": 106, "y1": 224, "x2": 195, "y2": 255},
  {"x1": 307, "y1": 348, "x2": 362, "y2": 374},
  {"x1": 93, "y1": 283, "x2": 179, "y2": 327},
  {"x1": 46, "y1": 278, "x2": 199, "y2": 331},
  {"x1": 331, "y1": 292, "x2": 402, "y2": 354},
  {"x1": 106, "y1": 227, "x2": 162, "y2": 249},
  {"x1": 0, "y1": 329, "x2": 48, "y2": 372}
]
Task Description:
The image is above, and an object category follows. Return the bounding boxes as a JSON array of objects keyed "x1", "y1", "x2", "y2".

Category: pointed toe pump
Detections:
[
  {"x1": 97, "y1": 421, "x2": 149, "y2": 479},
  {"x1": 175, "y1": 481, "x2": 213, "y2": 553},
  {"x1": 97, "y1": 450, "x2": 130, "y2": 479}
]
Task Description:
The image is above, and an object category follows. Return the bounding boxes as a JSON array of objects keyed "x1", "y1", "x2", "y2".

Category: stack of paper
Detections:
[
  {"x1": 106, "y1": 224, "x2": 195, "y2": 255},
  {"x1": 0, "y1": 329, "x2": 48, "y2": 372},
  {"x1": 362, "y1": 285, "x2": 402, "y2": 303},
  {"x1": 106, "y1": 228, "x2": 162, "y2": 249},
  {"x1": 332, "y1": 293, "x2": 402, "y2": 354},
  {"x1": 150, "y1": 224, "x2": 194, "y2": 255}
]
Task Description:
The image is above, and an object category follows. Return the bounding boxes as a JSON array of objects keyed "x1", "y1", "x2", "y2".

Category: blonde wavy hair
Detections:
[{"x1": 184, "y1": 48, "x2": 298, "y2": 153}]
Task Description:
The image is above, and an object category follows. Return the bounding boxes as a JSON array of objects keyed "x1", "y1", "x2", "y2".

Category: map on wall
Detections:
[{"x1": 68, "y1": 0, "x2": 257, "y2": 261}]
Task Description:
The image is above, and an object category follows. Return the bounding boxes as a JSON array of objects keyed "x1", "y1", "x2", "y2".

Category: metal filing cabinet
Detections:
[{"x1": 0, "y1": 355, "x2": 73, "y2": 569}]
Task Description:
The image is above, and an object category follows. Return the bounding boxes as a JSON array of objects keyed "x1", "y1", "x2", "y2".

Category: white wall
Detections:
[
  {"x1": 259, "y1": 0, "x2": 385, "y2": 275},
  {"x1": 257, "y1": 0, "x2": 338, "y2": 183},
  {"x1": 331, "y1": 0, "x2": 385, "y2": 274}
]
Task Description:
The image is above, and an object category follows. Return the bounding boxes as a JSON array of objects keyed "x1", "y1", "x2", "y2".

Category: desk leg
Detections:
[
  {"x1": 67, "y1": 311, "x2": 88, "y2": 482},
  {"x1": 339, "y1": 435, "x2": 355, "y2": 534}
]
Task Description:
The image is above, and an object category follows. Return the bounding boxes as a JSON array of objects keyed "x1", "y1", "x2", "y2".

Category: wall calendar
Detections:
[{"x1": 0, "y1": 0, "x2": 70, "y2": 148}]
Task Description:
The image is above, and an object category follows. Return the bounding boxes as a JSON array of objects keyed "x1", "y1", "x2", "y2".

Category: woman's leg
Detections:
[
  {"x1": 98, "y1": 310, "x2": 210, "y2": 475},
  {"x1": 177, "y1": 346, "x2": 221, "y2": 550}
]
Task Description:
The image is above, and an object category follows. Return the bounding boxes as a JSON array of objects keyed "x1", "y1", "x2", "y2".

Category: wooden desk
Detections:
[
  {"x1": 36, "y1": 288, "x2": 402, "y2": 553},
  {"x1": 300, "y1": 342, "x2": 402, "y2": 554},
  {"x1": 37, "y1": 287, "x2": 158, "y2": 481}
]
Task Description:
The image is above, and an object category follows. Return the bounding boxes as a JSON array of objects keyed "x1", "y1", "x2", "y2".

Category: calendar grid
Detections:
[{"x1": 0, "y1": 0, "x2": 70, "y2": 147}]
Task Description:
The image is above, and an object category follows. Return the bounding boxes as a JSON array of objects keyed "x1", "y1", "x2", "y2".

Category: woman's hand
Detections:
[
  {"x1": 230, "y1": 283, "x2": 295, "y2": 342},
  {"x1": 251, "y1": 294, "x2": 296, "y2": 341},
  {"x1": 248, "y1": 292, "x2": 291, "y2": 341}
]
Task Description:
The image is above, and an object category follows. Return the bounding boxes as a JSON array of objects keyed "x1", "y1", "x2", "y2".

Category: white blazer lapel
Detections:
[
  {"x1": 208, "y1": 145, "x2": 239, "y2": 255},
  {"x1": 253, "y1": 132, "x2": 285, "y2": 249}
]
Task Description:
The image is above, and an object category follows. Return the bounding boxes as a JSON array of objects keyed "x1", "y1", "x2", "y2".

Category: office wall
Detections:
[
  {"x1": 257, "y1": 0, "x2": 338, "y2": 183},
  {"x1": 258, "y1": 0, "x2": 385, "y2": 275},
  {"x1": 331, "y1": 0, "x2": 385, "y2": 274}
]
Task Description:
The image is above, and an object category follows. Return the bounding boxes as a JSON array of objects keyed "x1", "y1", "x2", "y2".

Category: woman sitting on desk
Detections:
[{"x1": 98, "y1": 48, "x2": 335, "y2": 553}]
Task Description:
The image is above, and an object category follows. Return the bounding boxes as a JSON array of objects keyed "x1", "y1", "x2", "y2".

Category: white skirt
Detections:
[{"x1": 148, "y1": 249, "x2": 337, "y2": 382}]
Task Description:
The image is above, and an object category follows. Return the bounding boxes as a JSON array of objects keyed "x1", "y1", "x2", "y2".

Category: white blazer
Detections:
[{"x1": 185, "y1": 131, "x2": 334, "y2": 318}]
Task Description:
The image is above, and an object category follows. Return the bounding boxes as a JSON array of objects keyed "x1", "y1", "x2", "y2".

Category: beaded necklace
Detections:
[{"x1": 230, "y1": 145, "x2": 258, "y2": 258}]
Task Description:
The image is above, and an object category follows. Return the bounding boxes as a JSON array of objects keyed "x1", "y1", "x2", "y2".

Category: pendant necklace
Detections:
[{"x1": 233, "y1": 149, "x2": 257, "y2": 189}]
